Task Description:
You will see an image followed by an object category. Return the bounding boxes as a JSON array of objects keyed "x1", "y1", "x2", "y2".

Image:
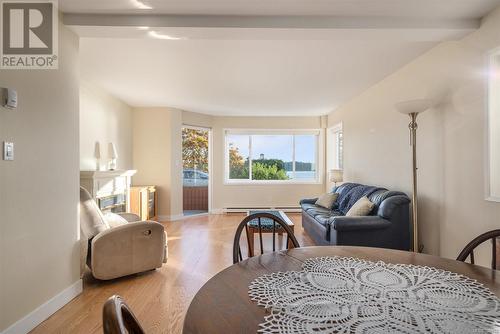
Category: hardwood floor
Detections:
[{"x1": 30, "y1": 213, "x2": 313, "y2": 334}]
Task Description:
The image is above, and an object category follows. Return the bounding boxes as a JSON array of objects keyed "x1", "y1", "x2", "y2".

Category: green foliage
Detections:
[
  {"x1": 254, "y1": 158, "x2": 285, "y2": 171},
  {"x1": 252, "y1": 162, "x2": 289, "y2": 180},
  {"x1": 182, "y1": 128, "x2": 209, "y2": 172},
  {"x1": 229, "y1": 146, "x2": 249, "y2": 179}
]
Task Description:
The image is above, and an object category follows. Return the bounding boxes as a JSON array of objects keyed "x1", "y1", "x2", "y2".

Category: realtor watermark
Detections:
[{"x1": 0, "y1": 0, "x2": 58, "y2": 69}]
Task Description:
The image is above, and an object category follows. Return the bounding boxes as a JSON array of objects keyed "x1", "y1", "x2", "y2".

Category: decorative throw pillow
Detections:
[
  {"x1": 104, "y1": 212, "x2": 129, "y2": 228},
  {"x1": 315, "y1": 193, "x2": 339, "y2": 209},
  {"x1": 345, "y1": 196, "x2": 375, "y2": 216}
]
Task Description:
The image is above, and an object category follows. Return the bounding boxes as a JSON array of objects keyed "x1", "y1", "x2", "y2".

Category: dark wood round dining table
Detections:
[{"x1": 182, "y1": 246, "x2": 500, "y2": 333}]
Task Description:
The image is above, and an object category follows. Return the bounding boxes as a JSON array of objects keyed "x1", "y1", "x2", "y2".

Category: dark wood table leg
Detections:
[
  {"x1": 247, "y1": 228, "x2": 255, "y2": 258},
  {"x1": 287, "y1": 226, "x2": 295, "y2": 249}
]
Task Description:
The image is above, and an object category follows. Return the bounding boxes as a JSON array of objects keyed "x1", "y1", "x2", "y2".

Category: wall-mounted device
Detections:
[
  {"x1": 3, "y1": 142, "x2": 14, "y2": 161},
  {"x1": 1, "y1": 88, "x2": 17, "y2": 109}
]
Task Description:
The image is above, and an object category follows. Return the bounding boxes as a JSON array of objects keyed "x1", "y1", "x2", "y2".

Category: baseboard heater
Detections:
[{"x1": 223, "y1": 206, "x2": 301, "y2": 213}]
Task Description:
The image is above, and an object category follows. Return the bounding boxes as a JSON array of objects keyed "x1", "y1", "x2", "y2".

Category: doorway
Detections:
[{"x1": 182, "y1": 126, "x2": 210, "y2": 216}]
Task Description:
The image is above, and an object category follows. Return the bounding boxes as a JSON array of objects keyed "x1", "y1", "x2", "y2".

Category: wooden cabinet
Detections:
[{"x1": 130, "y1": 186, "x2": 158, "y2": 221}]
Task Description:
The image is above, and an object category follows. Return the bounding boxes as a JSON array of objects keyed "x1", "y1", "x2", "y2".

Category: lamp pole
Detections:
[
  {"x1": 396, "y1": 98, "x2": 432, "y2": 253},
  {"x1": 408, "y1": 112, "x2": 419, "y2": 253}
]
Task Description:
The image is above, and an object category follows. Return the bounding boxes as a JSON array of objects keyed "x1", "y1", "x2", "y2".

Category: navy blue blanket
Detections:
[{"x1": 338, "y1": 184, "x2": 384, "y2": 215}]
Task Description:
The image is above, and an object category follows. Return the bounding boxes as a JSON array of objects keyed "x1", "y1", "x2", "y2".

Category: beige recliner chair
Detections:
[{"x1": 80, "y1": 187, "x2": 167, "y2": 280}]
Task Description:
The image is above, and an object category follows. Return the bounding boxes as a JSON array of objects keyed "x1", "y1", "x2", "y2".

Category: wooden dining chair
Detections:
[
  {"x1": 102, "y1": 295, "x2": 145, "y2": 334},
  {"x1": 233, "y1": 212, "x2": 300, "y2": 264},
  {"x1": 456, "y1": 229, "x2": 500, "y2": 270}
]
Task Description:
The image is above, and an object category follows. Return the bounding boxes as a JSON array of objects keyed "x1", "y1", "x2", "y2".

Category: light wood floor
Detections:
[{"x1": 30, "y1": 213, "x2": 314, "y2": 334}]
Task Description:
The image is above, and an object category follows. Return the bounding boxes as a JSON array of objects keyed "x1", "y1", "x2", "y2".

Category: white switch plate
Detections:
[{"x1": 3, "y1": 142, "x2": 14, "y2": 160}]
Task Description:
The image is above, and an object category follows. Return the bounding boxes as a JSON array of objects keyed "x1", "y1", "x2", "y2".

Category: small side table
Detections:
[{"x1": 130, "y1": 185, "x2": 157, "y2": 221}]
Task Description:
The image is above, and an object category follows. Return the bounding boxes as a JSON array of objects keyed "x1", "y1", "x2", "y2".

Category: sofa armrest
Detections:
[
  {"x1": 300, "y1": 198, "x2": 318, "y2": 205},
  {"x1": 377, "y1": 195, "x2": 410, "y2": 220},
  {"x1": 332, "y1": 216, "x2": 391, "y2": 232},
  {"x1": 91, "y1": 221, "x2": 166, "y2": 280},
  {"x1": 117, "y1": 212, "x2": 141, "y2": 222}
]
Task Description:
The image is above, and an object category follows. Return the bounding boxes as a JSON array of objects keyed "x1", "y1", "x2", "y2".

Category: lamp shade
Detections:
[
  {"x1": 395, "y1": 99, "x2": 433, "y2": 115},
  {"x1": 329, "y1": 169, "x2": 343, "y2": 183},
  {"x1": 109, "y1": 143, "x2": 118, "y2": 159},
  {"x1": 94, "y1": 142, "x2": 101, "y2": 159}
]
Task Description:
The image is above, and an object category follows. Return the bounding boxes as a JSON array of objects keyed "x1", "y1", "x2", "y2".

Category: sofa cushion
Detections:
[
  {"x1": 315, "y1": 215, "x2": 333, "y2": 227},
  {"x1": 302, "y1": 212, "x2": 330, "y2": 244},
  {"x1": 305, "y1": 206, "x2": 332, "y2": 218},
  {"x1": 315, "y1": 193, "x2": 339, "y2": 209},
  {"x1": 346, "y1": 196, "x2": 375, "y2": 217}
]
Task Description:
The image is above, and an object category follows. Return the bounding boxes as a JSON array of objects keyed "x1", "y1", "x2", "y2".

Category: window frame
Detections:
[
  {"x1": 224, "y1": 128, "x2": 323, "y2": 185},
  {"x1": 330, "y1": 123, "x2": 343, "y2": 170},
  {"x1": 485, "y1": 47, "x2": 500, "y2": 202}
]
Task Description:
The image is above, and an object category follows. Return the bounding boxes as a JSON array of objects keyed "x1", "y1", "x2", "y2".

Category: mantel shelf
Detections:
[{"x1": 80, "y1": 169, "x2": 137, "y2": 179}]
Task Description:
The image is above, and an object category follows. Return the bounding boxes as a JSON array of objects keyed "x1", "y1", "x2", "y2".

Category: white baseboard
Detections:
[
  {"x1": 210, "y1": 208, "x2": 224, "y2": 214},
  {"x1": 1, "y1": 279, "x2": 83, "y2": 334}
]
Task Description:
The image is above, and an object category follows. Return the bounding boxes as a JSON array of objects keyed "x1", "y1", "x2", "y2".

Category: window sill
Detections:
[{"x1": 224, "y1": 180, "x2": 322, "y2": 186}]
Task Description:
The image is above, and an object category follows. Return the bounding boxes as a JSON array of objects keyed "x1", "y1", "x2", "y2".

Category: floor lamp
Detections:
[{"x1": 395, "y1": 99, "x2": 432, "y2": 253}]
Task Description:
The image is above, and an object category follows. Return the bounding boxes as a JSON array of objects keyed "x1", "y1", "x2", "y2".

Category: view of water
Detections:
[{"x1": 286, "y1": 171, "x2": 316, "y2": 179}]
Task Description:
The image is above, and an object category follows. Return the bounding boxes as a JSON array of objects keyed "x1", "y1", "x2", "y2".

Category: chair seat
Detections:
[
  {"x1": 235, "y1": 211, "x2": 300, "y2": 263},
  {"x1": 247, "y1": 210, "x2": 290, "y2": 230},
  {"x1": 247, "y1": 217, "x2": 285, "y2": 230}
]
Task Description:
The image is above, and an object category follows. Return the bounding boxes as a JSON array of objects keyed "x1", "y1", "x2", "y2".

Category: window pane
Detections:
[
  {"x1": 227, "y1": 135, "x2": 250, "y2": 179},
  {"x1": 294, "y1": 135, "x2": 316, "y2": 180},
  {"x1": 337, "y1": 131, "x2": 343, "y2": 169},
  {"x1": 251, "y1": 135, "x2": 292, "y2": 180}
]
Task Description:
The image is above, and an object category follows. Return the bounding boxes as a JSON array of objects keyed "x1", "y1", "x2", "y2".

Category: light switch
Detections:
[{"x1": 3, "y1": 142, "x2": 14, "y2": 161}]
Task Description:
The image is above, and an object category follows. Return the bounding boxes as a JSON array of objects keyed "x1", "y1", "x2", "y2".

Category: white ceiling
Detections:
[
  {"x1": 65, "y1": 0, "x2": 500, "y2": 116},
  {"x1": 79, "y1": 38, "x2": 435, "y2": 116}
]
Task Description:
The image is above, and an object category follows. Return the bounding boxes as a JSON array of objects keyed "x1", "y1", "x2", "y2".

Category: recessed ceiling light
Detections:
[
  {"x1": 148, "y1": 31, "x2": 185, "y2": 40},
  {"x1": 130, "y1": 0, "x2": 152, "y2": 10}
]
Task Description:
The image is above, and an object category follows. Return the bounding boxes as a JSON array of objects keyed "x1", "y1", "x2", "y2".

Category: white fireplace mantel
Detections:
[{"x1": 80, "y1": 169, "x2": 137, "y2": 211}]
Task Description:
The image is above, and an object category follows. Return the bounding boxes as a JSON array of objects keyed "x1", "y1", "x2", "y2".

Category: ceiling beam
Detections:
[{"x1": 63, "y1": 14, "x2": 479, "y2": 31}]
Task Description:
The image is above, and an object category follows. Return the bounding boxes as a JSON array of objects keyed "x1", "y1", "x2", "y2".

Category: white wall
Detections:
[
  {"x1": 80, "y1": 81, "x2": 133, "y2": 171},
  {"x1": 132, "y1": 107, "x2": 183, "y2": 220},
  {"x1": 327, "y1": 6, "x2": 500, "y2": 264},
  {"x1": 0, "y1": 22, "x2": 81, "y2": 332}
]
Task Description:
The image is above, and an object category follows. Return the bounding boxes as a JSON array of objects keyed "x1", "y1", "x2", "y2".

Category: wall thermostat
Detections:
[{"x1": 1, "y1": 88, "x2": 17, "y2": 109}]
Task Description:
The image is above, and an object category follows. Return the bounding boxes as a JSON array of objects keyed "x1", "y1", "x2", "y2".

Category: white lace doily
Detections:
[{"x1": 248, "y1": 256, "x2": 500, "y2": 333}]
